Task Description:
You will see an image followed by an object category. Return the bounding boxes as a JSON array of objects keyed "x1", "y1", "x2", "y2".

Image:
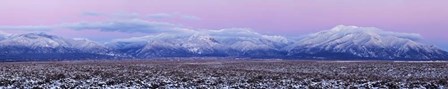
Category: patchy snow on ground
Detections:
[{"x1": 0, "y1": 60, "x2": 447, "y2": 88}]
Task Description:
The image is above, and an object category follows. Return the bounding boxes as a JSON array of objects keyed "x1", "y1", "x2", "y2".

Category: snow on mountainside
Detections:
[
  {"x1": 108, "y1": 28, "x2": 291, "y2": 58},
  {"x1": 0, "y1": 33, "x2": 71, "y2": 48},
  {"x1": 0, "y1": 33, "x2": 119, "y2": 60},
  {"x1": 0, "y1": 26, "x2": 447, "y2": 60},
  {"x1": 207, "y1": 28, "x2": 290, "y2": 51},
  {"x1": 0, "y1": 33, "x2": 110, "y2": 51},
  {"x1": 136, "y1": 33, "x2": 224, "y2": 57},
  {"x1": 206, "y1": 28, "x2": 290, "y2": 57},
  {"x1": 108, "y1": 32, "x2": 226, "y2": 57},
  {"x1": 287, "y1": 25, "x2": 448, "y2": 60},
  {"x1": 71, "y1": 38, "x2": 110, "y2": 52}
]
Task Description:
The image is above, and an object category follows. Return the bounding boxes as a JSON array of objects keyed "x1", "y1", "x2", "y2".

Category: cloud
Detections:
[
  {"x1": 180, "y1": 15, "x2": 201, "y2": 20},
  {"x1": 0, "y1": 18, "x2": 192, "y2": 34},
  {"x1": 82, "y1": 12, "x2": 143, "y2": 20},
  {"x1": 147, "y1": 13, "x2": 201, "y2": 20},
  {"x1": 329, "y1": 25, "x2": 423, "y2": 41},
  {"x1": 0, "y1": 31, "x2": 9, "y2": 40},
  {"x1": 112, "y1": 12, "x2": 141, "y2": 19},
  {"x1": 206, "y1": 28, "x2": 262, "y2": 38},
  {"x1": 66, "y1": 19, "x2": 188, "y2": 34},
  {"x1": 147, "y1": 13, "x2": 174, "y2": 19},
  {"x1": 80, "y1": 12, "x2": 201, "y2": 21},
  {"x1": 82, "y1": 12, "x2": 102, "y2": 16},
  {"x1": 206, "y1": 28, "x2": 289, "y2": 43},
  {"x1": 0, "y1": 25, "x2": 53, "y2": 31},
  {"x1": 111, "y1": 28, "x2": 282, "y2": 41},
  {"x1": 0, "y1": 31, "x2": 8, "y2": 36},
  {"x1": 116, "y1": 28, "x2": 288, "y2": 43},
  {"x1": 382, "y1": 31, "x2": 422, "y2": 41}
]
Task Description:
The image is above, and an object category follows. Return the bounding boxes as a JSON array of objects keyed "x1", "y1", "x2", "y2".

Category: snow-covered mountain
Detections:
[
  {"x1": 0, "y1": 33, "x2": 120, "y2": 61},
  {"x1": 206, "y1": 28, "x2": 290, "y2": 57},
  {"x1": 0, "y1": 26, "x2": 447, "y2": 60},
  {"x1": 287, "y1": 25, "x2": 448, "y2": 60},
  {"x1": 108, "y1": 28, "x2": 291, "y2": 58},
  {"x1": 111, "y1": 33, "x2": 226, "y2": 57},
  {"x1": 71, "y1": 38, "x2": 113, "y2": 53}
]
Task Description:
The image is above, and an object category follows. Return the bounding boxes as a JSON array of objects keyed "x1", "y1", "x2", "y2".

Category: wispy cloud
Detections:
[
  {"x1": 0, "y1": 18, "x2": 191, "y2": 34},
  {"x1": 66, "y1": 19, "x2": 188, "y2": 34},
  {"x1": 147, "y1": 13, "x2": 201, "y2": 20},
  {"x1": 147, "y1": 13, "x2": 174, "y2": 19},
  {"x1": 82, "y1": 12, "x2": 102, "y2": 17},
  {"x1": 205, "y1": 28, "x2": 290, "y2": 43},
  {"x1": 0, "y1": 30, "x2": 8, "y2": 36},
  {"x1": 180, "y1": 15, "x2": 201, "y2": 20},
  {"x1": 81, "y1": 12, "x2": 201, "y2": 21},
  {"x1": 112, "y1": 12, "x2": 141, "y2": 19},
  {"x1": 0, "y1": 25, "x2": 53, "y2": 31}
]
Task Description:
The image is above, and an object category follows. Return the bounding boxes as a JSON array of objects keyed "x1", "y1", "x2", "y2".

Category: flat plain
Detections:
[{"x1": 0, "y1": 60, "x2": 447, "y2": 88}]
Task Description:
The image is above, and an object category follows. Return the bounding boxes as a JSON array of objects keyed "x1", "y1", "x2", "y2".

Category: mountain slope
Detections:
[
  {"x1": 0, "y1": 26, "x2": 446, "y2": 60},
  {"x1": 108, "y1": 28, "x2": 290, "y2": 58},
  {"x1": 207, "y1": 29, "x2": 290, "y2": 57},
  {"x1": 0, "y1": 33, "x2": 120, "y2": 61},
  {"x1": 287, "y1": 25, "x2": 448, "y2": 60}
]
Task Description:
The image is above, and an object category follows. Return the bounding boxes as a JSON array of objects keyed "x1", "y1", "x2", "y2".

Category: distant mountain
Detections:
[
  {"x1": 108, "y1": 33, "x2": 225, "y2": 57},
  {"x1": 0, "y1": 26, "x2": 447, "y2": 61},
  {"x1": 286, "y1": 25, "x2": 448, "y2": 60},
  {"x1": 108, "y1": 29, "x2": 290, "y2": 58},
  {"x1": 0, "y1": 33, "x2": 122, "y2": 61}
]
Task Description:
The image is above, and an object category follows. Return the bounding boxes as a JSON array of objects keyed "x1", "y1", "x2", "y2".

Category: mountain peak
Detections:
[
  {"x1": 330, "y1": 25, "x2": 380, "y2": 33},
  {"x1": 332, "y1": 25, "x2": 359, "y2": 30},
  {"x1": 288, "y1": 25, "x2": 448, "y2": 60},
  {"x1": 0, "y1": 27, "x2": 447, "y2": 60},
  {"x1": 73, "y1": 38, "x2": 94, "y2": 42}
]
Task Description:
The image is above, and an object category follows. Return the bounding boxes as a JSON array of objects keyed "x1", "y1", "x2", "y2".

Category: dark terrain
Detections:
[{"x1": 0, "y1": 60, "x2": 447, "y2": 88}]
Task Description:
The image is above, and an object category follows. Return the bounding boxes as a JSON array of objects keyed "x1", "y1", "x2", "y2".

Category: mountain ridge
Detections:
[
  {"x1": 0, "y1": 25, "x2": 447, "y2": 61},
  {"x1": 287, "y1": 25, "x2": 448, "y2": 60}
]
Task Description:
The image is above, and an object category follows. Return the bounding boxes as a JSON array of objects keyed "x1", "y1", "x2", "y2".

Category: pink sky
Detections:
[{"x1": 0, "y1": 0, "x2": 447, "y2": 45}]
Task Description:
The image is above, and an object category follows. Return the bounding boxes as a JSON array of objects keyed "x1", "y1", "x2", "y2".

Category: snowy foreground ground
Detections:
[{"x1": 0, "y1": 60, "x2": 447, "y2": 89}]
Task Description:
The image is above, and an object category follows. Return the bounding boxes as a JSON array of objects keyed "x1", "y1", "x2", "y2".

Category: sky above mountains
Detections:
[{"x1": 0, "y1": 0, "x2": 447, "y2": 50}]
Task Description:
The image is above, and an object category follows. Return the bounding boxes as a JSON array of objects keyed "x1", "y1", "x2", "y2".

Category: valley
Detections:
[{"x1": 1, "y1": 60, "x2": 447, "y2": 88}]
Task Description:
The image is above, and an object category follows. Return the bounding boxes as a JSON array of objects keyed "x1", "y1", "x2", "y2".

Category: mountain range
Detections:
[{"x1": 0, "y1": 25, "x2": 447, "y2": 61}]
